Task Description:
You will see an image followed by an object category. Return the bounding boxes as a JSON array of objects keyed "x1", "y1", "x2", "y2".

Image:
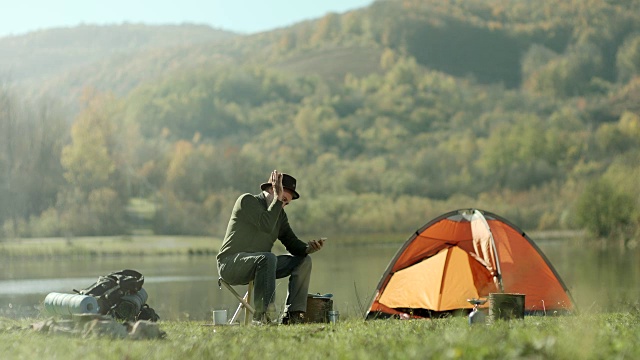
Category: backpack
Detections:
[{"x1": 74, "y1": 269, "x2": 159, "y2": 322}]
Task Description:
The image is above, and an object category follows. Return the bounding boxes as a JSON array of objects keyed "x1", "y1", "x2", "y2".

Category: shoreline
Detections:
[{"x1": 0, "y1": 230, "x2": 586, "y2": 260}]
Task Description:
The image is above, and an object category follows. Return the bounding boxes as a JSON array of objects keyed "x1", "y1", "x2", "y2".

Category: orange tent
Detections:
[{"x1": 366, "y1": 209, "x2": 574, "y2": 319}]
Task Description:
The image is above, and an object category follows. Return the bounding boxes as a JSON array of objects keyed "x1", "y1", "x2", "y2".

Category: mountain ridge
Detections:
[{"x1": 0, "y1": 23, "x2": 238, "y2": 86}]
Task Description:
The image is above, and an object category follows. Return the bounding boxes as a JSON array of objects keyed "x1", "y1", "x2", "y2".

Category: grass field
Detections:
[{"x1": 1, "y1": 312, "x2": 639, "y2": 359}]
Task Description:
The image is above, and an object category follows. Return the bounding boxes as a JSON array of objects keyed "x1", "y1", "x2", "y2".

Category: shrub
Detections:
[{"x1": 575, "y1": 178, "x2": 636, "y2": 238}]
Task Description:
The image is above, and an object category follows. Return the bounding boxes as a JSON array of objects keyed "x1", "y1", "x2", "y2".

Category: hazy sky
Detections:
[{"x1": 0, "y1": 0, "x2": 375, "y2": 38}]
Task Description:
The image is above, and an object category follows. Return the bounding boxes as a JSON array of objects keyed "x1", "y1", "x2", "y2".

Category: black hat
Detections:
[{"x1": 260, "y1": 173, "x2": 300, "y2": 200}]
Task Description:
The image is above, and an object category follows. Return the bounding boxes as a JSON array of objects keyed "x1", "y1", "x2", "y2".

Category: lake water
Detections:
[{"x1": 0, "y1": 238, "x2": 638, "y2": 321}]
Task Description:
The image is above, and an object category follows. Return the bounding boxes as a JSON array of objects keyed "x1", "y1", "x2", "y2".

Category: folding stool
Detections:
[{"x1": 218, "y1": 278, "x2": 255, "y2": 325}]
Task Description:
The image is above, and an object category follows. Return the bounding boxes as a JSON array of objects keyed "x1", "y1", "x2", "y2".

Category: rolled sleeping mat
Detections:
[{"x1": 43, "y1": 292, "x2": 99, "y2": 316}]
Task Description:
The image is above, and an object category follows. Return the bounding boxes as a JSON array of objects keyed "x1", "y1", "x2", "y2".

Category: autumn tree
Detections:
[{"x1": 59, "y1": 90, "x2": 130, "y2": 235}]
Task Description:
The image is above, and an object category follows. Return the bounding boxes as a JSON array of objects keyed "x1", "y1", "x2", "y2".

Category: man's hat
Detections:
[{"x1": 260, "y1": 173, "x2": 300, "y2": 200}]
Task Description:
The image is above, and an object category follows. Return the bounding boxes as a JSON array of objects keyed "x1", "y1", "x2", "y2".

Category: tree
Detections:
[
  {"x1": 477, "y1": 113, "x2": 558, "y2": 190},
  {"x1": 59, "y1": 89, "x2": 131, "y2": 236},
  {"x1": 61, "y1": 91, "x2": 121, "y2": 193},
  {"x1": 0, "y1": 84, "x2": 68, "y2": 238},
  {"x1": 521, "y1": 44, "x2": 558, "y2": 81},
  {"x1": 523, "y1": 43, "x2": 604, "y2": 97},
  {"x1": 87, "y1": 187, "x2": 127, "y2": 235},
  {"x1": 616, "y1": 33, "x2": 640, "y2": 83},
  {"x1": 310, "y1": 13, "x2": 341, "y2": 46},
  {"x1": 0, "y1": 83, "x2": 19, "y2": 236},
  {"x1": 595, "y1": 111, "x2": 640, "y2": 155},
  {"x1": 575, "y1": 178, "x2": 636, "y2": 238}
]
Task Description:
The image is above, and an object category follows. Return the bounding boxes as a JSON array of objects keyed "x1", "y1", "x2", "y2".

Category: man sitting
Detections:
[{"x1": 216, "y1": 170, "x2": 325, "y2": 324}]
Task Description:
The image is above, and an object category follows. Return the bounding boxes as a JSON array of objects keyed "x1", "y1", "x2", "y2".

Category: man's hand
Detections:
[
  {"x1": 306, "y1": 238, "x2": 325, "y2": 254},
  {"x1": 270, "y1": 170, "x2": 284, "y2": 201}
]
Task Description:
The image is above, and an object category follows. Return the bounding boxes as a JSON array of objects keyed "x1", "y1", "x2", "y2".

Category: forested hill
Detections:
[
  {"x1": 0, "y1": 24, "x2": 236, "y2": 91},
  {"x1": 4, "y1": 1, "x2": 640, "y2": 104},
  {"x1": 1, "y1": 0, "x2": 639, "y2": 242}
]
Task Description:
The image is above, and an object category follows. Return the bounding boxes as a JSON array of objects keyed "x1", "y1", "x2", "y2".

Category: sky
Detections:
[{"x1": 0, "y1": 0, "x2": 376, "y2": 38}]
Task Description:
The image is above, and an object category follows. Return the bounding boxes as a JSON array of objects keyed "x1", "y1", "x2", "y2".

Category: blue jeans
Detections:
[{"x1": 218, "y1": 252, "x2": 312, "y2": 319}]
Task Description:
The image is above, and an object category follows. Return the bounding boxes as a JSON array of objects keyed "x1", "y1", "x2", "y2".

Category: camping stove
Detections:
[{"x1": 467, "y1": 298, "x2": 487, "y2": 325}]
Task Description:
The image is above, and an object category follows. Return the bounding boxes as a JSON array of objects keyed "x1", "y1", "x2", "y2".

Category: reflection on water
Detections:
[
  {"x1": 543, "y1": 240, "x2": 640, "y2": 312},
  {"x1": 0, "y1": 238, "x2": 638, "y2": 320}
]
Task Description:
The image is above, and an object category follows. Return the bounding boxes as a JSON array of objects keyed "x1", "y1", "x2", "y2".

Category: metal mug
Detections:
[
  {"x1": 328, "y1": 310, "x2": 339, "y2": 324},
  {"x1": 213, "y1": 309, "x2": 227, "y2": 325}
]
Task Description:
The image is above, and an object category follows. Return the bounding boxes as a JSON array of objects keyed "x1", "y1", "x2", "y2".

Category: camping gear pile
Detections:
[
  {"x1": 366, "y1": 209, "x2": 574, "y2": 319},
  {"x1": 38, "y1": 270, "x2": 162, "y2": 339},
  {"x1": 43, "y1": 269, "x2": 159, "y2": 322}
]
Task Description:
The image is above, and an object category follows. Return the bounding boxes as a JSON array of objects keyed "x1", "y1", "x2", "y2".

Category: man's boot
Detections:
[{"x1": 281, "y1": 311, "x2": 305, "y2": 325}]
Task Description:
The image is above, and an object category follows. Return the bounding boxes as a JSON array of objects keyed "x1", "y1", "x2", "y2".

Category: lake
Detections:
[{"x1": 0, "y1": 237, "x2": 638, "y2": 321}]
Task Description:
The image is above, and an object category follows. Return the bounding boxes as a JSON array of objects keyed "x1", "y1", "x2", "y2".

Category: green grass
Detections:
[{"x1": 1, "y1": 313, "x2": 640, "y2": 359}]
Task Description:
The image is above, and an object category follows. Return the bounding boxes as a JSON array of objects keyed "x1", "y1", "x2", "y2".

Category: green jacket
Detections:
[{"x1": 216, "y1": 192, "x2": 308, "y2": 261}]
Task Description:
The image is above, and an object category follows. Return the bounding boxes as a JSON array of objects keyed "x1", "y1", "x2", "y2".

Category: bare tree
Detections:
[{"x1": 0, "y1": 81, "x2": 69, "y2": 239}]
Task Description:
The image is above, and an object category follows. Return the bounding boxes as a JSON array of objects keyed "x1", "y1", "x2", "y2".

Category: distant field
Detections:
[
  {"x1": 0, "y1": 231, "x2": 573, "y2": 259},
  {"x1": 272, "y1": 46, "x2": 384, "y2": 81},
  {"x1": 1, "y1": 312, "x2": 639, "y2": 359},
  {"x1": 0, "y1": 236, "x2": 222, "y2": 259},
  {"x1": 0, "y1": 233, "x2": 403, "y2": 259}
]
